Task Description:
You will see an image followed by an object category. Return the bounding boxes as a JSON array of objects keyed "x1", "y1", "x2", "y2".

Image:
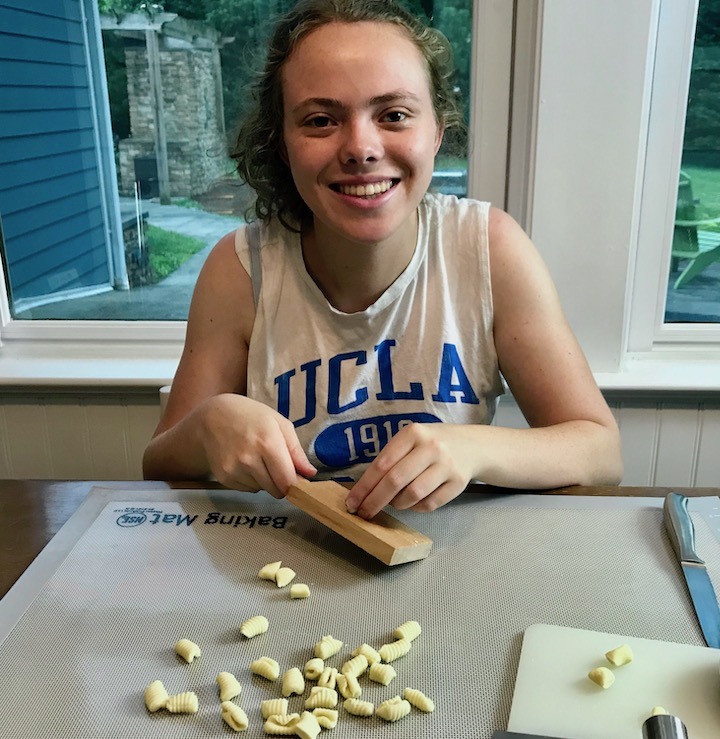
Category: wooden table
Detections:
[{"x1": 1, "y1": 480, "x2": 718, "y2": 599}]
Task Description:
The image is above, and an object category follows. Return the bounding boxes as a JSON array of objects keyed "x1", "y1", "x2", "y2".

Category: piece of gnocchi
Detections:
[
  {"x1": 393, "y1": 620, "x2": 422, "y2": 642},
  {"x1": 294, "y1": 711, "x2": 322, "y2": 739},
  {"x1": 314, "y1": 634, "x2": 343, "y2": 659},
  {"x1": 263, "y1": 713, "x2": 301, "y2": 735},
  {"x1": 290, "y1": 583, "x2": 310, "y2": 599},
  {"x1": 337, "y1": 672, "x2": 361, "y2": 699},
  {"x1": 165, "y1": 691, "x2": 199, "y2": 714},
  {"x1": 341, "y1": 654, "x2": 368, "y2": 678},
  {"x1": 403, "y1": 687, "x2": 435, "y2": 712},
  {"x1": 351, "y1": 643, "x2": 381, "y2": 666},
  {"x1": 317, "y1": 666, "x2": 338, "y2": 689},
  {"x1": 221, "y1": 701, "x2": 249, "y2": 731},
  {"x1": 369, "y1": 661, "x2": 396, "y2": 686},
  {"x1": 281, "y1": 667, "x2": 305, "y2": 697},
  {"x1": 144, "y1": 679, "x2": 169, "y2": 712},
  {"x1": 376, "y1": 696, "x2": 411, "y2": 722},
  {"x1": 275, "y1": 567, "x2": 296, "y2": 588},
  {"x1": 261, "y1": 698, "x2": 289, "y2": 720},
  {"x1": 240, "y1": 615, "x2": 269, "y2": 638},
  {"x1": 343, "y1": 698, "x2": 374, "y2": 717},
  {"x1": 304, "y1": 658, "x2": 324, "y2": 680},
  {"x1": 174, "y1": 638, "x2": 201, "y2": 663},
  {"x1": 216, "y1": 671, "x2": 242, "y2": 702},
  {"x1": 304, "y1": 686, "x2": 338, "y2": 709},
  {"x1": 251, "y1": 656, "x2": 280, "y2": 681},
  {"x1": 605, "y1": 644, "x2": 634, "y2": 666},
  {"x1": 379, "y1": 638, "x2": 411, "y2": 662},
  {"x1": 588, "y1": 667, "x2": 615, "y2": 689},
  {"x1": 258, "y1": 561, "x2": 282, "y2": 580},
  {"x1": 312, "y1": 708, "x2": 338, "y2": 729}
]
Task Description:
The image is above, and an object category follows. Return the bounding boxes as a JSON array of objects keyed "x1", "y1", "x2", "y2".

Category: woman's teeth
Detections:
[{"x1": 336, "y1": 180, "x2": 393, "y2": 197}]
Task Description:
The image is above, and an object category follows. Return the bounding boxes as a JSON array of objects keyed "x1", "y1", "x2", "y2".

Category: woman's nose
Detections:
[{"x1": 339, "y1": 119, "x2": 383, "y2": 164}]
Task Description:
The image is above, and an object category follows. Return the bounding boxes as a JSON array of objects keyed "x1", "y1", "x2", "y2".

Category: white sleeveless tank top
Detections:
[{"x1": 235, "y1": 192, "x2": 504, "y2": 482}]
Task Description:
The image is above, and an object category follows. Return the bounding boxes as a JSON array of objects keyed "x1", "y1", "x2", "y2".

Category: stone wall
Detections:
[{"x1": 118, "y1": 43, "x2": 228, "y2": 197}]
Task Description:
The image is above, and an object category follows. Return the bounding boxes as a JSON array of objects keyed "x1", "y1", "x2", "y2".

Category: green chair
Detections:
[{"x1": 671, "y1": 170, "x2": 720, "y2": 289}]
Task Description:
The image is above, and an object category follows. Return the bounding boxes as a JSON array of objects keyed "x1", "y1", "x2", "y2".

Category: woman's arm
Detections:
[
  {"x1": 347, "y1": 207, "x2": 622, "y2": 517},
  {"x1": 142, "y1": 231, "x2": 316, "y2": 495}
]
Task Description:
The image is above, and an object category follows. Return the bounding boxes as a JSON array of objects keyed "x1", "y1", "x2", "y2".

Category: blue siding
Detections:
[{"x1": 0, "y1": 0, "x2": 111, "y2": 304}]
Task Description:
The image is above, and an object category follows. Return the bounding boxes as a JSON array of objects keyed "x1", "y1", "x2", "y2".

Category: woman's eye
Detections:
[
  {"x1": 306, "y1": 116, "x2": 333, "y2": 128},
  {"x1": 383, "y1": 111, "x2": 407, "y2": 123}
]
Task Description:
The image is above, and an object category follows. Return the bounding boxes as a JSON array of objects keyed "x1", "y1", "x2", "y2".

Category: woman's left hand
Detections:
[{"x1": 345, "y1": 423, "x2": 477, "y2": 519}]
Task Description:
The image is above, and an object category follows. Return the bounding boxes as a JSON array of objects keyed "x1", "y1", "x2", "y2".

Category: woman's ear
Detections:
[
  {"x1": 434, "y1": 124, "x2": 446, "y2": 156},
  {"x1": 279, "y1": 138, "x2": 289, "y2": 166}
]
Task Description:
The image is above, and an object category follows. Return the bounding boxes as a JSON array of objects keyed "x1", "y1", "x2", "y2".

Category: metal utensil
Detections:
[
  {"x1": 663, "y1": 492, "x2": 720, "y2": 648},
  {"x1": 642, "y1": 714, "x2": 689, "y2": 739}
]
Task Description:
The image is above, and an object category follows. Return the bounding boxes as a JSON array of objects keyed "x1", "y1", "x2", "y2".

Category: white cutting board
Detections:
[{"x1": 507, "y1": 624, "x2": 720, "y2": 739}]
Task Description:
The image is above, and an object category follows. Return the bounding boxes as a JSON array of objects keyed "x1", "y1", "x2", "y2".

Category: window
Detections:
[{"x1": 1, "y1": 0, "x2": 477, "y2": 325}]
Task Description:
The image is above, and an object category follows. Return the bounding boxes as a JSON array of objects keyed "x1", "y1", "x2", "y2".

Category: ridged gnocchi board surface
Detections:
[
  {"x1": 286, "y1": 479, "x2": 433, "y2": 565},
  {"x1": 507, "y1": 623, "x2": 720, "y2": 739}
]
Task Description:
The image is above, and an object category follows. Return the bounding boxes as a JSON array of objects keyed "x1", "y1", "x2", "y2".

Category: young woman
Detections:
[{"x1": 143, "y1": 0, "x2": 623, "y2": 518}]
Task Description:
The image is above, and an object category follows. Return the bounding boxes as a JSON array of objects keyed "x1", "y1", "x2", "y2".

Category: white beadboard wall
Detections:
[{"x1": 0, "y1": 390, "x2": 718, "y2": 486}]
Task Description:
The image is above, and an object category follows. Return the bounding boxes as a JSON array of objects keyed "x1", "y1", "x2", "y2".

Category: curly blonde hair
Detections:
[{"x1": 231, "y1": 0, "x2": 464, "y2": 231}]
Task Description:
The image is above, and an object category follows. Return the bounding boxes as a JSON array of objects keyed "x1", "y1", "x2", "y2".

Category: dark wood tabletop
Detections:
[{"x1": 1, "y1": 479, "x2": 718, "y2": 599}]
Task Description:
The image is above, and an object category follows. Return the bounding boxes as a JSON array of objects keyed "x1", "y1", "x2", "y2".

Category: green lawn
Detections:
[{"x1": 146, "y1": 225, "x2": 206, "y2": 282}]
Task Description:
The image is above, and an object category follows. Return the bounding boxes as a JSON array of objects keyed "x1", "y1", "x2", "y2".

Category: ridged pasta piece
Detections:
[
  {"x1": 290, "y1": 583, "x2": 310, "y2": 598},
  {"x1": 281, "y1": 667, "x2": 305, "y2": 697},
  {"x1": 258, "y1": 561, "x2": 282, "y2": 580},
  {"x1": 376, "y1": 696, "x2": 411, "y2": 722},
  {"x1": 368, "y1": 661, "x2": 396, "y2": 686},
  {"x1": 263, "y1": 713, "x2": 301, "y2": 735},
  {"x1": 312, "y1": 708, "x2": 338, "y2": 729},
  {"x1": 403, "y1": 687, "x2": 435, "y2": 712},
  {"x1": 317, "y1": 666, "x2": 338, "y2": 689},
  {"x1": 343, "y1": 698, "x2": 374, "y2": 717},
  {"x1": 221, "y1": 701, "x2": 249, "y2": 731},
  {"x1": 304, "y1": 686, "x2": 338, "y2": 709},
  {"x1": 393, "y1": 620, "x2": 421, "y2": 642},
  {"x1": 304, "y1": 658, "x2": 324, "y2": 680},
  {"x1": 294, "y1": 711, "x2": 322, "y2": 739},
  {"x1": 337, "y1": 672, "x2": 361, "y2": 699},
  {"x1": 379, "y1": 638, "x2": 411, "y2": 662},
  {"x1": 275, "y1": 567, "x2": 296, "y2": 588},
  {"x1": 240, "y1": 615, "x2": 269, "y2": 638},
  {"x1": 314, "y1": 634, "x2": 343, "y2": 659},
  {"x1": 144, "y1": 679, "x2": 169, "y2": 712},
  {"x1": 174, "y1": 638, "x2": 201, "y2": 663},
  {"x1": 216, "y1": 671, "x2": 242, "y2": 702},
  {"x1": 166, "y1": 691, "x2": 199, "y2": 714},
  {"x1": 351, "y1": 643, "x2": 381, "y2": 666},
  {"x1": 251, "y1": 656, "x2": 280, "y2": 681},
  {"x1": 341, "y1": 654, "x2": 368, "y2": 678},
  {"x1": 261, "y1": 698, "x2": 289, "y2": 720}
]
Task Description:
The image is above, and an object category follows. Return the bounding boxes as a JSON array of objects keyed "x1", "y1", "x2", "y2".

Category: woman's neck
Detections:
[{"x1": 301, "y1": 215, "x2": 419, "y2": 314}]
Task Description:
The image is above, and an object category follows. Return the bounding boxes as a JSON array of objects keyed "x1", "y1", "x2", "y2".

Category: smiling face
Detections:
[{"x1": 281, "y1": 21, "x2": 444, "y2": 250}]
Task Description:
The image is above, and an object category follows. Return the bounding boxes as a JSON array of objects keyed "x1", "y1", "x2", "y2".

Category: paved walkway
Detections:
[{"x1": 17, "y1": 199, "x2": 243, "y2": 321}]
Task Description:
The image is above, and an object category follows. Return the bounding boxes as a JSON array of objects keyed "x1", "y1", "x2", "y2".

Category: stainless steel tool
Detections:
[
  {"x1": 642, "y1": 714, "x2": 689, "y2": 739},
  {"x1": 663, "y1": 492, "x2": 720, "y2": 648}
]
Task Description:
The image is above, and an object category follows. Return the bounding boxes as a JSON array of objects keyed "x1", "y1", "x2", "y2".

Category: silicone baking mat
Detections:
[{"x1": 0, "y1": 488, "x2": 719, "y2": 739}]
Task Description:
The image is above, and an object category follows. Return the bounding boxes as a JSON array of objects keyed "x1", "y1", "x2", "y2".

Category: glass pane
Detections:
[
  {"x1": 665, "y1": 0, "x2": 720, "y2": 323},
  {"x1": 2, "y1": 0, "x2": 472, "y2": 322}
]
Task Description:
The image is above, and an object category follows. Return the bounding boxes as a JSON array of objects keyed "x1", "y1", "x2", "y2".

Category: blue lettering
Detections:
[
  {"x1": 432, "y1": 343, "x2": 480, "y2": 404},
  {"x1": 375, "y1": 339, "x2": 424, "y2": 400},
  {"x1": 328, "y1": 351, "x2": 368, "y2": 414},
  {"x1": 275, "y1": 359, "x2": 321, "y2": 428}
]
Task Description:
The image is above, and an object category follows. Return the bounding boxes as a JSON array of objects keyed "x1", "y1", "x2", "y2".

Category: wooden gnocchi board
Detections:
[
  {"x1": 286, "y1": 479, "x2": 433, "y2": 565},
  {"x1": 507, "y1": 624, "x2": 720, "y2": 739}
]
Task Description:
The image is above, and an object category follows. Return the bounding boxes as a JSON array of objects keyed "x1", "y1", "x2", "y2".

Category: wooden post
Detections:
[{"x1": 145, "y1": 28, "x2": 171, "y2": 204}]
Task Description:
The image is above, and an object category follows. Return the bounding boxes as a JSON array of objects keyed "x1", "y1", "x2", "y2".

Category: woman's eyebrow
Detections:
[{"x1": 291, "y1": 90, "x2": 422, "y2": 114}]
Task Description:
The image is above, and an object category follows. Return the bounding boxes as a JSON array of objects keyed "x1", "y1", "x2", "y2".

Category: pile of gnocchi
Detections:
[{"x1": 143, "y1": 560, "x2": 434, "y2": 735}]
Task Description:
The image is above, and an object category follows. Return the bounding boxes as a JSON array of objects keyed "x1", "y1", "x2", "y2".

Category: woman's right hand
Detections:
[{"x1": 200, "y1": 393, "x2": 317, "y2": 497}]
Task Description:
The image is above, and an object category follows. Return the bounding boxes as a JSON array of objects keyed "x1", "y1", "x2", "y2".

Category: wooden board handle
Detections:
[{"x1": 286, "y1": 479, "x2": 433, "y2": 566}]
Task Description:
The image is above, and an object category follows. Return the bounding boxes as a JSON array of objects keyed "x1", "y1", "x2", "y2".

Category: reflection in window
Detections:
[
  {"x1": 2, "y1": 0, "x2": 472, "y2": 322},
  {"x1": 665, "y1": 0, "x2": 720, "y2": 324}
]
